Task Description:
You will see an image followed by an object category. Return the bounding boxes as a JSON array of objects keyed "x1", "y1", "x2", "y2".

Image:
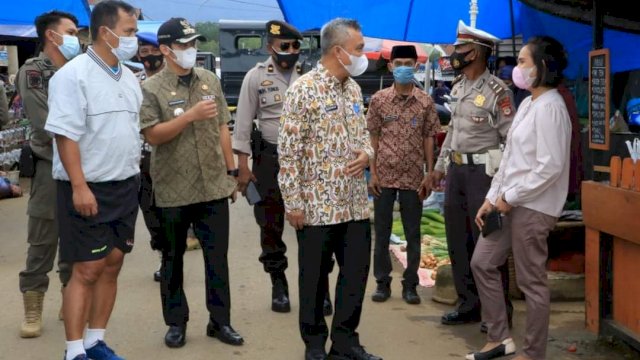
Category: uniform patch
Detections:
[
  {"x1": 201, "y1": 84, "x2": 209, "y2": 90},
  {"x1": 168, "y1": 99, "x2": 186, "y2": 106},
  {"x1": 498, "y1": 96, "x2": 514, "y2": 116},
  {"x1": 260, "y1": 80, "x2": 274, "y2": 87},
  {"x1": 473, "y1": 94, "x2": 486, "y2": 107},
  {"x1": 274, "y1": 94, "x2": 282, "y2": 102},
  {"x1": 174, "y1": 108, "x2": 185, "y2": 116},
  {"x1": 261, "y1": 97, "x2": 267, "y2": 104},
  {"x1": 26, "y1": 70, "x2": 43, "y2": 89}
]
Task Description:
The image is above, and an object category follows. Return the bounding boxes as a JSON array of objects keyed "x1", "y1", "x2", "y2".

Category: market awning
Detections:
[{"x1": 0, "y1": 0, "x2": 90, "y2": 27}]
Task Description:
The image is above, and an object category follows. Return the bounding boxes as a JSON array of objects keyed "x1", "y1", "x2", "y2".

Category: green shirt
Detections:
[{"x1": 140, "y1": 66, "x2": 235, "y2": 207}]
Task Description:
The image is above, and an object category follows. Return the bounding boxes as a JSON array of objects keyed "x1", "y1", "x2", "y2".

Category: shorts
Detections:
[{"x1": 57, "y1": 175, "x2": 140, "y2": 263}]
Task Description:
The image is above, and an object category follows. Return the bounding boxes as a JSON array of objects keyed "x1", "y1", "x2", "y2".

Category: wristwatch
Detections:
[{"x1": 227, "y1": 169, "x2": 239, "y2": 177}]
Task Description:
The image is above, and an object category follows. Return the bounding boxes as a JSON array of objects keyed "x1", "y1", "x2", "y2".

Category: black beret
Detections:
[
  {"x1": 266, "y1": 20, "x2": 303, "y2": 40},
  {"x1": 390, "y1": 45, "x2": 418, "y2": 60}
]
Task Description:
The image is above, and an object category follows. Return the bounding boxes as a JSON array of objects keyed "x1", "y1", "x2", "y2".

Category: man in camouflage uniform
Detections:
[
  {"x1": 431, "y1": 20, "x2": 515, "y2": 331},
  {"x1": 16, "y1": 10, "x2": 80, "y2": 338}
]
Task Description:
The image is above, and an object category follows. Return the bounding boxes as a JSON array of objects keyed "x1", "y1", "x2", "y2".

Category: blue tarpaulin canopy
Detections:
[
  {"x1": 1, "y1": 0, "x2": 91, "y2": 27},
  {"x1": 278, "y1": 0, "x2": 640, "y2": 79}
]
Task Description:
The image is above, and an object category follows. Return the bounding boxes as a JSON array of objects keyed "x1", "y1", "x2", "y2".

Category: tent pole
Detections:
[
  {"x1": 592, "y1": 0, "x2": 603, "y2": 49},
  {"x1": 509, "y1": 0, "x2": 517, "y2": 57}
]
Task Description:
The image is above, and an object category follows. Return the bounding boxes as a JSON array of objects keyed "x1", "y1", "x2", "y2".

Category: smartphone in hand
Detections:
[{"x1": 246, "y1": 181, "x2": 262, "y2": 205}]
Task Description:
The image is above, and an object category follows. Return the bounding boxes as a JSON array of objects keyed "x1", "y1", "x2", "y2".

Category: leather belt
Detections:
[{"x1": 450, "y1": 151, "x2": 487, "y2": 165}]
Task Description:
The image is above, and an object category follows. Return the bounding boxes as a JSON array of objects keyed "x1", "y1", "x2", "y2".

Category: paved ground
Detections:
[{"x1": 1, "y1": 178, "x2": 638, "y2": 359}]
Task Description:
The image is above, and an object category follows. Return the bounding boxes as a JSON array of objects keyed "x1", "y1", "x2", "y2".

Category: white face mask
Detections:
[
  {"x1": 52, "y1": 31, "x2": 81, "y2": 60},
  {"x1": 338, "y1": 46, "x2": 368, "y2": 77},
  {"x1": 106, "y1": 27, "x2": 138, "y2": 61},
  {"x1": 170, "y1": 47, "x2": 197, "y2": 69}
]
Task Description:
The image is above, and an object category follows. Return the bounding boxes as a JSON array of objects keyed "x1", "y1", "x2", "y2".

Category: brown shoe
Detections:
[
  {"x1": 186, "y1": 236, "x2": 200, "y2": 251},
  {"x1": 20, "y1": 291, "x2": 44, "y2": 338}
]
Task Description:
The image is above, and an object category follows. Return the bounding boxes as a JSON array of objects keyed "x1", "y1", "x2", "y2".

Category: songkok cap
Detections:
[
  {"x1": 266, "y1": 20, "x2": 303, "y2": 40},
  {"x1": 157, "y1": 17, "x2": 206, "y2": 45},
  {"x1": 390, "y1": 45, "x2": 418, "y2": 60},
  {"x1": 498, "y1": 65, "x2": 514, "y2": 80},
  {"x1": 453, "y1": 20, "x2": 500, "y2": 48}
]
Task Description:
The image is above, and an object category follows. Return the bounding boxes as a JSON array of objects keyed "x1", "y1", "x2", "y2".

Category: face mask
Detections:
[
  {"x1": 512, "y1": 65, "x2": 536, "y2": 90},
  {"x1": 52, "y1": 31, "x2": 80, "y2": 60},
  {"x1": 140, "y1": 54, "x2": 164, "y2": 72},
  {"x1": 271, "y1": 47, "x2": 300, "y2": 70},
  {"x1": 170, "y1": 47, "x2": 198, "y2": 69},
  {"x1": 338, "y1": 47, "x2": 368, "y2": 77},
  {"x1": 450, "y1": 48, "x2": 475, "y2": 70},
  {"x1": 392, "y1": 66, "x2": 415, "y2": 85},
  {"x1": 105, "y1": 27, "x2": 138, "y2": 61}
]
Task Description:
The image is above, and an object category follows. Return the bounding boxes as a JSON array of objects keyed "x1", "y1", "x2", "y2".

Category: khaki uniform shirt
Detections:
[
  {"x1": 232, "y1": 57, "x2": 302, "y2": 154},
  {"x1": 16, "y1": 54, "x2": 58, "y2": 219},
  {"x1": 278, "y1": 63, "x2": 374, "y2": 226},
  {"x1": 140, "y1": 66, "x2": 236, "y2": 207},
  {"x1": 16, "y1": 53, "x2": 57, "y2": 161},
  {"x1": 434, "y1": 69, "x2": 515, "y2": 173}
]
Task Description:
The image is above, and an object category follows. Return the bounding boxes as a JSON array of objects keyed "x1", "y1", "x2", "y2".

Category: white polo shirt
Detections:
[{"x1": 45, "y1": 47, "x2": 142, "y2": 182}]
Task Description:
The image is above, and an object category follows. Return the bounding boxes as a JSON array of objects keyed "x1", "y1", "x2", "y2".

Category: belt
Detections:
[{"x1": 450, "y1": 151, "x2": 487, "y2": 165}]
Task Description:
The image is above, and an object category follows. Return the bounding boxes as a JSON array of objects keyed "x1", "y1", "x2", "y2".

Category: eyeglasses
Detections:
[{"x1": 279, "y1": 40, "x2": 301, "y2": 52}]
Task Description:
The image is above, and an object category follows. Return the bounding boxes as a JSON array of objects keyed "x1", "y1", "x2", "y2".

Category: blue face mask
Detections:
[
  {"x1": 393, "y1": 65, "x2": 415, "y2": 84},
  {"x1": 53, "y1": 31, "x2": 81, "y2": 60}
]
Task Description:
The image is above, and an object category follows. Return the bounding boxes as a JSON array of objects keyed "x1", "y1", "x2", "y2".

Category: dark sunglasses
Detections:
[{"x1": 279, "y1": 40, "x2": 301, "y2": 52}]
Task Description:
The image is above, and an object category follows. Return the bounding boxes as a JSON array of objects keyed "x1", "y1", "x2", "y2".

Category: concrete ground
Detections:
[{"x1": 0, "y1": 178, "x2": 638, "y2": 360}]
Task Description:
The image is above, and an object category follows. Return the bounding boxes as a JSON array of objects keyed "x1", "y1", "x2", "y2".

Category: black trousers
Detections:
[
  {"x1": 444, "y1": 163, "x2": 509, "y2": 314},
  {"x1": 252, "y1": 142, "x2": 287, "y2": 274},
  {"x1": 373, "y1": 188, "x2": 422, "y2": 288},
  {"x1": 138, "y1": 160, "x2": 162, "y2": 249},
  {"x1": 296, "y1": 220, "x2": 371, "y2": 351},
  {"x1": 158, "y1": 199, "x2": 231, "y2": 327}
]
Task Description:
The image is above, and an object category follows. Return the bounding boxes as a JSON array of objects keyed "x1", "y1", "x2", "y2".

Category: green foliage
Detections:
[{"x1": 195, "y1": 21, "x2": 220, "y2": 56}]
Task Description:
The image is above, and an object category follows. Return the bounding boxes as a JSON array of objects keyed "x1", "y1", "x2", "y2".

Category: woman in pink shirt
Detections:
[{"x1": 466, "y1": 36, "x2": 571, "y2": 360}]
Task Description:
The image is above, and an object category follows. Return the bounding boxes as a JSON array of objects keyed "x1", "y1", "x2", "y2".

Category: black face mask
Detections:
[
  {"x1": 140, "y1": 54, "x2": 164, "y2": 72},
  {"x1": 450, "y1": 49, "x2": 475, "y2": 70},
  {"x1": 273, "y1": 52, "x2": 300, "y2": 70}
]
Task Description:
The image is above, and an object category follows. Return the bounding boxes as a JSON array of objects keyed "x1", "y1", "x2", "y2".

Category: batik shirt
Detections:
[{"x1": 278, "y1": 63, "x2": 374, "y2": 226}]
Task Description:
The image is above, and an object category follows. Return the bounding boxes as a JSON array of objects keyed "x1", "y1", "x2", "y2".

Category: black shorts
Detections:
[{"x1": 57, "y1": 175, "x2": 140, "y2": 262}]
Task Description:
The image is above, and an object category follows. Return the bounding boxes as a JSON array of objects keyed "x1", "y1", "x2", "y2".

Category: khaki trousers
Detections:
[{"x1": 471, "y1": 206, "x2": 557, "y2": 360}]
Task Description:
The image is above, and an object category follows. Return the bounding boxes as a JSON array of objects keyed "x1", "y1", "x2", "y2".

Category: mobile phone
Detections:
[{"x1": 246, "y1": 181, "x2": 262, "y2": 205}]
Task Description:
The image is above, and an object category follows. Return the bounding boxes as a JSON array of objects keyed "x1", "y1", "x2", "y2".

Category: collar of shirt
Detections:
[
  {"x1": 461, "y1": 68, "x2": 492, "y2": 90},
  {"x1": 36, "y1": 52, "x2": 55, "y2": 68},
  {"x1": 87, "y1": 46, "x2": 122, "y2": 81},
  {"x1": 315, "y1": 62, "x2": 345, "y2": 90}
]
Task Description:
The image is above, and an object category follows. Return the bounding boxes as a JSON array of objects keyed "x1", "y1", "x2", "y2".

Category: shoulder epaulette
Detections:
[
  {"x1": 451, "y1": 74, "x2": 464, "y2": 87},
  {"x1": 488, "y1": 79, "x2": 506, "y2": 96}
]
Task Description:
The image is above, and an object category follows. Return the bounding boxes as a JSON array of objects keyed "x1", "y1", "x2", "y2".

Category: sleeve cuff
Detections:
[
  {"x1": 232, "y1": 141, "x2": 252, "y2": 156},
  {"x1": 44, "y1": 123, "x2": 82, "y2": 142},
  {"x1": 503, "y1": 189, "x2": 518, "y2": 206}
]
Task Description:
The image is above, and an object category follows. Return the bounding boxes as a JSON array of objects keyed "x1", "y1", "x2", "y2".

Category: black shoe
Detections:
[
  {"x1": 206, "y1": 322, "x2": 244, "y2": 346},
  {"x1": 306, "y1": 347, "x2": 327, "y2": 360},
  {"x1": 441, "y1": 310, "x2": 481, "y2": 325},
  {"x1": 465, "y1": 338, "x2": 516, "y2": 360},
  {"x1": 164, "y1": 325, "x2": 186, "y2": 348},
  {"x1": 270, "y1": 273, "x2": 291, "y2": 313},
  {"x1": 371, "y1": 283, "x2": 391, "y2": 302},
  {"x1": 328, "y1": 345, "x2": 383, "y2": 360},
  {"x1": 323, "y1": 291, "x2": 333, "y2": 316},
  {"x1": 480, "y1": 303, "x2": 513, "y2": 333},
  {"x1": 401, "y1": 285, "x2": 421, "y2": 305},
  {"x1": 153, "y1": 270, "x2": 161, "y2": 282}
]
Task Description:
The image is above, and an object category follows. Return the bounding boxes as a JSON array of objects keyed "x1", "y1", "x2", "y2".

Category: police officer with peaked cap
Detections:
[
  {"x1": 431, "y1": 20, "x2": 515, "y2": 331},
  {"x1": 232, "y1": 20, "x2": 333, "y2": 315}
]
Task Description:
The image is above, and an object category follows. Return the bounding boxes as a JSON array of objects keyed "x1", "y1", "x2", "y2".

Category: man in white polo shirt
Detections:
[{"x1": 44, "y1": 1, "x2": 141, "y2": 360}]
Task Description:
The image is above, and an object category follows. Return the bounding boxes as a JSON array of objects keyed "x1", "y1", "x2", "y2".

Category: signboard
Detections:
[{"x1": 589, "y1": 48, "x2": 610, "y2": 150}]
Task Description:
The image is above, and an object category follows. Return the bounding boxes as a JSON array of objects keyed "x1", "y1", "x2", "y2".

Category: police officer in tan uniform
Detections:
[
  {"x1": 15, "y1": 10, "x2": 80, "y2": 339},
  {"x1": 431, "y1": 20, "x2": 515, "y2": 330},
  {"x1": 233, "y1": 20, "x2": 333, "y2": 315}
]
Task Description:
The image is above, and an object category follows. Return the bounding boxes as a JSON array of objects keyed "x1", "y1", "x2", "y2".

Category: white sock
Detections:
[
  {"x1": 83, "y1": 328, "x2": 105, "y2": 349},
  {"x1": 66, "y1": 339, "x2": 85, "y2": 360}
]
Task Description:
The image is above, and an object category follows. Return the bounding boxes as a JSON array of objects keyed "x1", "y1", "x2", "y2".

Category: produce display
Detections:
[{"x1": 393, "y1": 208, "x2": 450, "y2": 280}]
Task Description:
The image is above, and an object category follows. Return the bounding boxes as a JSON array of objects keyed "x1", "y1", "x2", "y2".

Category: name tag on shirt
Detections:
[
  {"x1": 326, "y1": 104, "x2": 338, "y2": 112},
  {"x1": 168, "y1": 99, "x2": 185, "y2": 106},
  {"x1": 383, "y1": 115, "x2": 398, "y2": 123},
  {"x1": 202, "y1": 95, "x2": 215, "y2": 101}
]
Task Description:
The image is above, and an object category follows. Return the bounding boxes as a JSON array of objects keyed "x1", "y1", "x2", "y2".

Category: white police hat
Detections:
[{"x1": 453, "y1": 20, "x2": 500, "y2": 48}]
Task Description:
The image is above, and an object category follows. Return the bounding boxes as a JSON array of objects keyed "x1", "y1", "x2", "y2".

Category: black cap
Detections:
[
  {"x1": 266, "y1": 20, "x2": 303, "y2": 40},
  {"x1": 390, "y1": 45, "x2": 418, "y2": 60},
  {"x1": 157, "y1": 17, "x2": 206, "y2": 45}
]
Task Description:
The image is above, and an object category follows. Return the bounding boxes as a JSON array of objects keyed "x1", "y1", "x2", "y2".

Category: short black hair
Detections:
[
  {"x1": 90, "y1": 0, "x2": 137, "y2": 40},
  {"x1": 497, "y1": 56, "x2": 517, "y2": 67},
  {"x1": 526, "y1": 36, "x2": 568, "y2": 88},
  {"x1": 35, "y1": 11, "x2": 79, "y2": 44}
]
